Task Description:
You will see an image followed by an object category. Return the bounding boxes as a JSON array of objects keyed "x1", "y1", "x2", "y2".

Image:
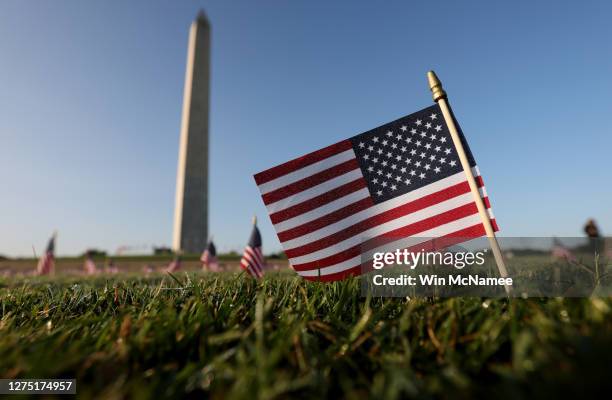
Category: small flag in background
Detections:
[
  {"x1": 83, "y1": 253, "x2": 98, "y2": 275},
  {"x1": 551, "y1": 237, "x2": 576, "y2": 262},
  {"x1": 240, "y1": 217, "x2": 265, "y2": 278},
  {"x1": 254, "y1": 105, "x2": 497, "y2": 282},
  {"x1": 36, "y1": 233, "x2": 56, "y2": 275},
  {"x1": 166, "y1": 253, "x2": 182, "y2": 273},
  {"x1": 201, "y1": 238, "x2": 219, "y2": 271},
  {"x1": 105, "y1": 259, "x2": 119, "y2": 274}
]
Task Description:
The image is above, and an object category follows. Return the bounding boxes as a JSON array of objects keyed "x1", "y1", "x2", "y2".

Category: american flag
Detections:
[
  {"x1": 240, "y1": 220, "x2": 265, "y2": 278},
  {"x1": 83, "y1": 254, "x2": 98, "y2": 275},
  {"x1": 36, "y1": 233, "x2": 56, "y2": 275},
  {"x1": 105, "y1": 259, "x2": 119, "y2": 274},
  {"x1": 201, "y1": 239, "x2": 220, "y2": 271},
  {"x1": 166, "y1": 254, "x2": 182, "y2": 273},
  {"x1": 254, "y1": 105, "x2": 497, "y2": 282}
]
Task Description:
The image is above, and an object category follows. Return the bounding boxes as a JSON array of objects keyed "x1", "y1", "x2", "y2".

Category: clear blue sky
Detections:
[{"x1": 1, "y1": 0, "x2": 610, "y2": 257}]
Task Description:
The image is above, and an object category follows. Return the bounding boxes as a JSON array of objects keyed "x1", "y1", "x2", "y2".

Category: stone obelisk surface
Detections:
[{"x1": 173, "y1": 11, "x2": 210, "y2": 253}]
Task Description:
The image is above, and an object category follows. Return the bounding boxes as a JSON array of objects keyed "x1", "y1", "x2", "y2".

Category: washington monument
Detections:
[{"x1": 173, "y1": 11, "x2": 210, "y2": 253}]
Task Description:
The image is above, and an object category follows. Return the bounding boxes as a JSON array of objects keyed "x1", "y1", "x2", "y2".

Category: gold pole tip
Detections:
[
  {"x1": 427, "y1": 70, "x2": 447, "y2": 102},
  {"x1": 252, "y1": 215, "x2": 257, "y2": 225}
]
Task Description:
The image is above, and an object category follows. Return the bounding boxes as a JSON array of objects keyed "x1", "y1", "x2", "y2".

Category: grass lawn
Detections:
[{"x1": 1, "y1": 272, "x2": 611, "y2": 399}]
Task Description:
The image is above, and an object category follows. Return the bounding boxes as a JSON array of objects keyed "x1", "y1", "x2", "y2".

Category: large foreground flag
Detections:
[
  {"x1": 254, "y1": 104, "x2": 497, "y2": 282},
  {"x1": 240, "y1": 219, "x2": 265, "y2": 278},
  {"x1": 36, "y1": 233, "x2": 56, "y2": 275}
]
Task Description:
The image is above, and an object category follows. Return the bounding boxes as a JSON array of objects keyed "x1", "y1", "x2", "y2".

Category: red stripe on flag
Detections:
[
  {"x1": 262, "y1": 159, "x2": 359, "y2": 205},
  {"x1": 270, "y1": 178, "x2": 368, "y2": 224},
  {"x1": 254, "y1": 140, "x2": 353, "y2": 185}
]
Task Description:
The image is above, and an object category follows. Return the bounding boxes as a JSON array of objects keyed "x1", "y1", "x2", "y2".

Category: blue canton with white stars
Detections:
[{"x1": 350, "y1": 105, "x2": 476, "y2": 204}]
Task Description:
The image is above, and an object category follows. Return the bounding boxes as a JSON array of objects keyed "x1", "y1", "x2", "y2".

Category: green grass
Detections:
[{"x1": 1, "y1": 272, "x2": 611, "y2": 399}]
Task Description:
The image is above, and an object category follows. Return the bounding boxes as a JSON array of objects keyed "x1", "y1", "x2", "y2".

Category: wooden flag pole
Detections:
[{"x1": 427, "y1": 71, "x2": 511, "y2": 293}]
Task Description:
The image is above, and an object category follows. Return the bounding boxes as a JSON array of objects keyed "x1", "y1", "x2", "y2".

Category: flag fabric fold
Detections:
[{"x1": 254, "y1": 104, "x2": 497, "y2": 282}]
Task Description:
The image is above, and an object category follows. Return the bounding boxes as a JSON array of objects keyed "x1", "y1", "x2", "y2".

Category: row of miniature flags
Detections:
[
  {"x1": 30, "y1": 222, "x2": 594, "y2": 279},
  {"x1": 36, "y1": 218, "x2": 266, "y2": 278}
]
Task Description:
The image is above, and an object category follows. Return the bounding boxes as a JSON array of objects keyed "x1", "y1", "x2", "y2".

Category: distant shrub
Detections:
[
  {"x1": 153, "y1": 247, "x2": 173, "y2": 255},
  {"x1": 267, "y1": 251, "x2": 287, "y2": 260},
  {"x1": 82, "y1": 249, "x2": 107, "y2": 258}
]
